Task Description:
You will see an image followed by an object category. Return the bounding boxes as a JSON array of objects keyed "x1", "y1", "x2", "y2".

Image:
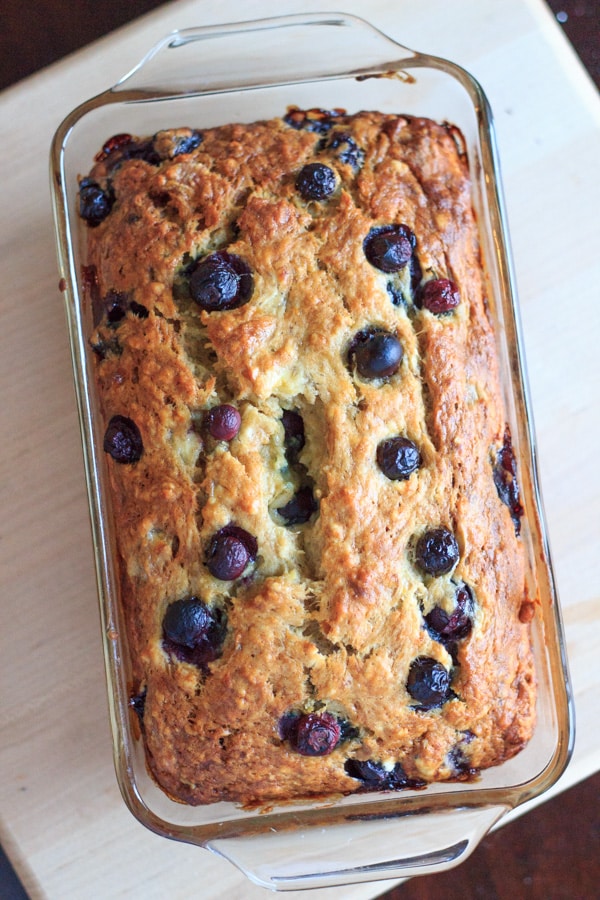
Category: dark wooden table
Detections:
[
  {"x1": 0, "y1": 2, "x2": 597, "y2": 898},
  {"x1": 1, "y1": 0, "x2": 598, "y2": 92}
]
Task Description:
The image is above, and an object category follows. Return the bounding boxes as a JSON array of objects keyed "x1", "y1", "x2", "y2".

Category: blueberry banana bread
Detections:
[{"x1": 80, "y1": 109, "x2": 536, "y2": 806}]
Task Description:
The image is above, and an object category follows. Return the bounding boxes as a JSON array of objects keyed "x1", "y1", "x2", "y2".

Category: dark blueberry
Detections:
[
  {"x1": 292, "y1": 712, "x2": 341, "y2": 756},
  {"x1": 363, "y1": 225, "x2": 416, "y2": 273},
  {"x1": 129, "y1": 689, "x2": 146, "y2": 725},
  {"x1": 409, "y1": 253, "x2": 423, "y2": 294},
  {"x1": 417, "y1": 278, "x2": 460, "y2": 314},
  {"x1": 284, "y1": 107, "x2": 344, "y2": 134},
  {"x1": 386, "y1": 282, "x2": 407, "y2": 308},
  {"x1": 90, "y1": 335, "x2": 122, "y2": 360},
  {"x1": 171, "y1": 130, "x2": 203, "y2": 156},
  {"x1": 407, "y1": 656, "x2": 451, "y2": 708},
  {"x1": 415, "y1": 527, "x2": 459, "y2": 576},
  {"x1": 338, "y1": 718, "x2": 361, "y2": 742},
  {"x1": 120, "y1": 137, "x2": 161, "y2": 166},
  {"x1": 282, "y1": 410, "x2": 305, "y2": 463},
  {"x1": 79, "y1": 178, "x2": 113, "y2": 227},
  {"x1": 309, "y1": 120, "x2": 337, "y2": 135},
  {"x1": 377, "y1": 436, "x2": 421, "y2": 481},
  {"x1": 189, "y1": 252, "x2": 253, "y2": 312},
  {"x1": 279, "y1": 710, "x2": 353, "y2": 754},
  {"x1": 498, "y1": 427, "x2": 518, "y2": 476},
  {"x1": 208, "y1": 536, "x2": 248, "y2": 580},
  {"x1": 162, "y1": 596, "x2": 226, "y2": 669},
  {"x1": 325, "y1": 131, "x2": 364, "y2": 170},
  {"x1": 129, "y1": 300, "x2": 149, "y2": 318},
  {"x1": 425, "y1": 583, "x2": 474, "y2": 643},
  {"x1": 493, "y1": 426, "x2": 523, "y2": 536},
  {"x1": 284, "y1": 109, "x2": 305, "y2": 129},
  {"x1": 96, "y1": 135, "x2": 160, "y2": 172},
  {"x1": 206, "y1": 404, "x2": 241, "y2": 441},
  {"x1": 348, "y1": 328, "x2": 403, "y2": 380},
  {"x1": 280, "y1": 711, "x2": 358, "y2": 745},
  {"x1": 344, "y1": 758, "x2": 425, "y2": 791},
  {"x1": 101, "y1": 292, "x2": 147, "y2": 324},
  {"x1": 386, "y1": 260, "x2": 422, "y2": 308},
  {"x1": 278, "y1": 711, "x2": 301, "y2": 742},
  {"x1": 276, "y1": 485, "x2": 317, "y2": 525},
  {"x1": 344, "y1": 758, "x2": 393, "y2": 788},
  {"x1": 447, "y1": 746, "x2": 478, "y2": 778},
  {"x1": 447, "y1": 731, "x2": 478, "y2": 778},
  {"x1": 103, "y1": 415, "x2": 143, "y2": 463},
  {"x1": 104, "y1": 290, "x2": 128, "y2": 324},
  {"x1": 295, "y1": 163, "x2": 337, "y2": 201},
  {"x1": 206, "y1": 525, "x2": 257, "y2": 580}
]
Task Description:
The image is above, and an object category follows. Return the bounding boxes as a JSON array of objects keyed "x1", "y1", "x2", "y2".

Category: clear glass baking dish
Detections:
[{"x1": 50, "y1": 12, "x2": 574, "y2": 891}]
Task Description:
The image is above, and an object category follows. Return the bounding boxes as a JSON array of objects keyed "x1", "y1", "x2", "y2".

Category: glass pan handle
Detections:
[
  {"x1": 112, "y1": 13, "x2": 417, "y2": 97},
  {"x1": 207, "y1": 804, "x2": 509, "y2": 891}
]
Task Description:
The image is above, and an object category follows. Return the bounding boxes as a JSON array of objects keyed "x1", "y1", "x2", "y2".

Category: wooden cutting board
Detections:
[{"x1": 1, "y1": 0, "x2": 598, "y2": 897}]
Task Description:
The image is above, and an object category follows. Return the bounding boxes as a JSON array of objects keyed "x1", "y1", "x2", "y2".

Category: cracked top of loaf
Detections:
[{"x1": 81, "y1": 109, "x2": 536, "y2": 806}]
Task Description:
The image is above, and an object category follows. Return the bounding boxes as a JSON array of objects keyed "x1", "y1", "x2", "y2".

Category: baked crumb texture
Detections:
[{"x1": 82, "y1": 111, "x2": 536, "y2": 806}]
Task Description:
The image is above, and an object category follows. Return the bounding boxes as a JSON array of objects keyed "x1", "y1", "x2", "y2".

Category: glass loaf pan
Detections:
[{"x1": 50, "y1": 12, "x2": 574, "y2": 891}]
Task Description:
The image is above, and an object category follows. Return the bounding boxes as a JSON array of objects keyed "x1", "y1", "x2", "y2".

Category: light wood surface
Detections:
[{"x1": 1, "y1": 0, "x2": 598, "y2": 897}]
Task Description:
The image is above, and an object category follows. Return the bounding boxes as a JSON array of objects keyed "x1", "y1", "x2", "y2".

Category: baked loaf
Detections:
[{"x1": 80, "y1": 109, "x2": 536, "y2": 806}]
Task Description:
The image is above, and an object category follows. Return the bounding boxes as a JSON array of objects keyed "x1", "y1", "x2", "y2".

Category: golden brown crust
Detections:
[{"x1": 83, "y1": 111, "x2": 535, "y2": 806}]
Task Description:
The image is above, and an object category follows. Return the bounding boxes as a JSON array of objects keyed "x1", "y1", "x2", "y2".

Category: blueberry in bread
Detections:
[{"x1": 80, "y1": 109, "x2": 535, "y2": 806}]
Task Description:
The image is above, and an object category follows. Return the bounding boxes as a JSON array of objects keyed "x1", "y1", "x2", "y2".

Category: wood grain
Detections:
[
  {"x1": 381, "y1": 769, "x2": 600, "y2": 900},
  {"x1": 0, "y1": 0, "x2": 598, "y2": 898}
]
